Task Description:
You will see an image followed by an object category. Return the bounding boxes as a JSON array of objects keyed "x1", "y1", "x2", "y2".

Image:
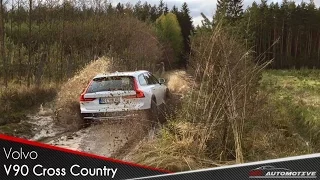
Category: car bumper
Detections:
[{"x1": 81, "y1": 110, "x2": 146, "y2": 120}]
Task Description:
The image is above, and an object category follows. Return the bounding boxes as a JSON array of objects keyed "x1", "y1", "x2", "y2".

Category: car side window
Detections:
[
  {"x1": 150, "y1": 74, "x2": 160, "y2": 84},
  {"x1": 144, "y1": 73, "x2": 158, "y2": 85},
  {"x1": 138, "y1": 74, "x2": 147, "y2": 86}
]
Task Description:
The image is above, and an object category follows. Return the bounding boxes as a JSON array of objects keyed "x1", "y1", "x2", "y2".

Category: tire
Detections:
[
  {"x1": 165, "y1": 88, "x2": 171, "y2": 100},
  {"x1": 80, "y1": 113, "x2": 92, "y2": 128},
  {"x1": 157, "y1": 103, "x2": 167, "y2": 124},
  {"x1": 153, "y1": 97, "x2": 167, "y2": 124},
  {"x1": 157, "y1": 89, "x2": 171, "y2": 123},
  {"x1": 148, "y1": 97, "x2": 159, "y2": 126}
]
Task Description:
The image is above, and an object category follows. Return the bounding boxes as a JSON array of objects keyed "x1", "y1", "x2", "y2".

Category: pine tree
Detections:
[
  {"x1": 107, "y1": 3, "x2": 114, "y2": 14},
  {"x1": 179, "y1": 2, "x2": 194, "y2": 67},
  {"x1": 171, "y1": 5, "x2": 178, "y2": 14},
  {"x1": 149, "y1": 5, "x2": 158, "y2": 22},
  {"x1": 158, "y1": 0, "x2": 165, "y2": 15},
  {"x1": 200, "y1": 13, "x2": 213, "y2": 29},
  {"x1": 164, "y1": 3, "x2": 169, "y2": 14},
  {"x1": 142, "y1": 2, "x2": 151, "y2": 21},
  {"x1": 215, "y1": 0, "x2": 244, "y2": 23},
  {"x1": 215, "y1": 0, "x2": 230, "y2": 22},
  {"x1": 133, "y1": 1, "x2": 142, "y2": 19},
  {"x1": 116, "y1": 3, "x2": 124, "y2": 14},
  {"x1": 228, "y1": 0, "x2": 244, "y2": 22}
]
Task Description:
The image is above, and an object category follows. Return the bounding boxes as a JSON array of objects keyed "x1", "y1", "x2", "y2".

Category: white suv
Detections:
[{"x1": 80, "y1": 70, "x2": 169, "y2": 120}]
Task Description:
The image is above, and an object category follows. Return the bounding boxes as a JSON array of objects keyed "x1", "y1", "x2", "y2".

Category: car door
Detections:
[
  {"x1": 143, "y1": 72, "x2": 162, "y2": 105},
  {"x1": 149, "y1": 73, "x2": 166, "y2": 104}
]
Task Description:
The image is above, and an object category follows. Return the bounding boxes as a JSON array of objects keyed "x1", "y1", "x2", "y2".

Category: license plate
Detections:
[{"x1": 99, "y1": 97, "x2": 120, "y2": 104}]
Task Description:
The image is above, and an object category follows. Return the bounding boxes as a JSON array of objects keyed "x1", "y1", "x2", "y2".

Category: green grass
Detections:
[{"x1": 260, "y1": 69, "x2": 320, "y2": 149}]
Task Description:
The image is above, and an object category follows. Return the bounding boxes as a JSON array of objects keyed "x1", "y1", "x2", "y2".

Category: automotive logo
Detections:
[{"x1": 249, "y1": 165, "x2": 317, "y2": 178}]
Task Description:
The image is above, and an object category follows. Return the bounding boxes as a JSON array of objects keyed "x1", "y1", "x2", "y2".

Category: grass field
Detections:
[{"x1": 259, "y1": 69, "x2": 320, "y2": 153}]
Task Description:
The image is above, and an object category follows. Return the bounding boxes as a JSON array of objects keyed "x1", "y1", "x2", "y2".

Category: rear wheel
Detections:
[
  {"x1": 150, "y1": 97, "x2": 167, "y2": 125},
  {"x1": 157, "y1": 89, "x2": 171, "y2": 123},
  {"x1": 148, "y1": 97, "x2": 160, "y2": 127},
  {"x1": 80, "y1": 113, "x2": 95, "y2": 128}
]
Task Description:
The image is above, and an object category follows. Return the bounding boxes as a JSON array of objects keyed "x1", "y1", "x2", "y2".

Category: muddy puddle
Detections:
[{"x1": 27, "y1": 106, "x2": 151, "y2": 159}]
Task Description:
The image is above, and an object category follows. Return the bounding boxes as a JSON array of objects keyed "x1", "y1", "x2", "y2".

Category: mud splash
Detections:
[
  {"x1": 55, "y1": 58, "x2": 110, "y2": 130},
  {"x1": 26, "y1": 68, "x2": 190, "y2": 160}
]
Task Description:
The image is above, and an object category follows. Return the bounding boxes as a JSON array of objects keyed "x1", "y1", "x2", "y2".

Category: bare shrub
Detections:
[
  {"x1": 54, "y1": 58, "x2": 110, "y2": 130},
  {"x1": 102, "y1": 15, "x2": 162, "y2": 72}
]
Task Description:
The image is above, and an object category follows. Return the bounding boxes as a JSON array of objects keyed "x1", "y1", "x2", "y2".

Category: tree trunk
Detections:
[
  {"x1": 295, "y1": 30, "x2": 299, "y2": 68},
  {"x1": 59, "y1": 1, "x2": 66, "y2": 82},
  {"x1": 280, "y1": 19, "x2": 284, "y2": 68},
  {"x1": 318, "y1": 32, "x2": 320, "y2": 68},
  {"x1": 18, "y1": 0, "x2": 22, "y2": 85},
  {"x1": 35, "y1": 48, "x2": 47, "y2": 87},
  {"x1": 27, "y1": 0, "x2": 32, "y2": 87},
  {"x1": 0, "y1": 0, "x2": 7, "y2": 87}
]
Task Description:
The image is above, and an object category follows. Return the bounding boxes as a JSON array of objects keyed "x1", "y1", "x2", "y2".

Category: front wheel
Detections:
[
  {"x1": 165, "y1": 88, "x2": 171, "y2": 100},
  {"x1": 146, "y1": 98, "x2": 160, "y2": 127}
]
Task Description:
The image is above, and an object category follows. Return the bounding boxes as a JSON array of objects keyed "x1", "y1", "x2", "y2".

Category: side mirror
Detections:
[{"x1": 158, "y1": 78, "x2": 165, "y2": 84}]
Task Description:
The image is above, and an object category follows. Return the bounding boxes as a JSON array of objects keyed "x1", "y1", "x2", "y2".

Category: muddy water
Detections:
[{"x1": 28, "y1": 108, "x2": 151, "y2": 158}]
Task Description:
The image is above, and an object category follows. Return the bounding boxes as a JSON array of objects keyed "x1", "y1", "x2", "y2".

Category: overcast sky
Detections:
[{"x1": 111, "y1": 0, "x2": 320, "y2": 26}]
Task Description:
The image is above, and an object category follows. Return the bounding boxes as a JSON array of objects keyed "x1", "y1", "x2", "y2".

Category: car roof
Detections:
[{"x1": 93, "y1": 70, "x2": 149, "y2": 79}]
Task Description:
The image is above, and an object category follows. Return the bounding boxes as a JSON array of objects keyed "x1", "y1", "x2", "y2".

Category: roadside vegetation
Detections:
[
  {"x1": 132, "y1": 25, "x2": 269, "y2": 170},
  {"x1": 131, "y1": 30, "x2": 320, "y2": 171}
]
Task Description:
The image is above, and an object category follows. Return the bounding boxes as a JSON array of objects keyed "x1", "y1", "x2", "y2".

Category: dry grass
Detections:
[
  {"x1": 0, "y1": 83, "x2": 57, "y2": 137},
  {"x1": 54, "y1": 57, "x2": 110, "y2": 130},
  {"x1": 132, "y1": 67, "x2": 319, "y2": 172},
  {"x1": 0, "y1": 84, "x2": 57, "y2": 116},
  {"x1": 131, "y1": 25, "x2": 272, "y2": 171},
  {"x1": 164, "y1": 70, "x2": 195, "y2": 95}
]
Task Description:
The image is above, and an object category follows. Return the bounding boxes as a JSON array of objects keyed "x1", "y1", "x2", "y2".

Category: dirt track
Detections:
[{"x1": 29, "y1": 109, "x2": 152, "y2": 159}]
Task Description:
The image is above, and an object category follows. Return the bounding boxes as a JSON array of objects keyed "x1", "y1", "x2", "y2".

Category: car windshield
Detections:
[{"x1": 86, "y1": 76, "x2": 135, "y2": 93}]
